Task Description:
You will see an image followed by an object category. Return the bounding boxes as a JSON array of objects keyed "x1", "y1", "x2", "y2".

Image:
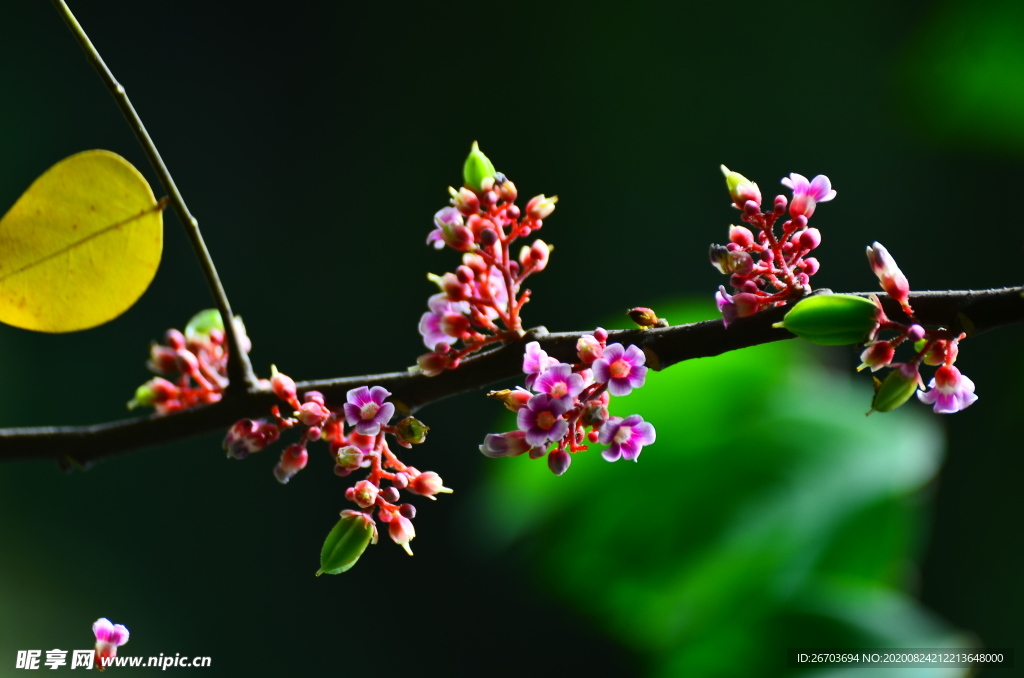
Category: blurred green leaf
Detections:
[{"x1": 901, "y1": 0, "x2": 1024, "y2": 153}]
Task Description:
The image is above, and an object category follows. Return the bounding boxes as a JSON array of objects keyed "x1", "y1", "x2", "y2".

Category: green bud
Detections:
[
  {"x1": 462, "y1": 141, "x2": 496, "y2": 192},
  {"x1": 184, "y1": 308, "x2": 224, "y2": 341},
  {"x1": 870, "y1": 364, "x2": 921, "y2": 413},
  {"x1": 316, "y1": 511, "x2": 376, "y2": 576},
  {"x1": 395, "y1": 416, "x2": 430, "y2": 445},
  {"x1": 127, "y1": 382, "x2": 157, "y2": 410},
  {"x1": 773, "y1": 294, "x2": 879, "y2": 346}
]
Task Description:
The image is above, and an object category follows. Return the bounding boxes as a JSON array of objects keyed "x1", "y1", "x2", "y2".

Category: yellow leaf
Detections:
[{"x1": 0, "y1": 150, "x2": 163, "y2": 332}]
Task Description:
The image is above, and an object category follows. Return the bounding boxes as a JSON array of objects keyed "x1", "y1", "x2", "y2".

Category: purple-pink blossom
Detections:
[
  {"x1": 419, "y1": 293, "x2": 471, "y2": 350},
  {"x1": 715, "y1": 285, "x2": 760, "y2": 327},
  {"x1": 343, "y1": 386, "x2": 395, "y2": 435},
  {"x1": 599, "y1": 414, "x2": 656, "y2": 462},
  {"x1": 592, "y1": 343, "x2": 648, "y2": 396},
  {"x1": 426, "y1": 206, "x2": 471, "y2": 250},
  {"x1": 917, "y1": 365, "x2": 978, "y2": 414},
  {"x1": 522, "y1": 341, "x2": 559, "y2": 390},
  {"x1": 781, "y1": 173, "x2": 836, "y2": 218},
  {"x1": 517, "y1": 394, "x2": 569, "y2": 448},
  {"x1": 533, "y1": 363, "x2": 585, "y2": 402},
  {"x1": 479, "y1": 431, "x2": 533, "y2": 458},
  {"x1": 93, "y1": 618, "x2": 129, "y2": 668}
]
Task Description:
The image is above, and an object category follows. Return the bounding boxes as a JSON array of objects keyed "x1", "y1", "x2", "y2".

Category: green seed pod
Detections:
[
  {"x1": 316, "y1": 511, "x2": 376, "y2": 576},
  {"x1": 870, "y1": 365, "x2": 921, "y2": 413},
  {"x1": 773, "y1": 294, "x2": 879, "y2": 346},
  {"x1": 462, "y1": 141, "x2": 496, "y2": 192}
]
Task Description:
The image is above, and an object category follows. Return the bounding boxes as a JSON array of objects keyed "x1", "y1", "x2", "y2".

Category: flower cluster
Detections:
[
  {"x1": 480, "y1": 330, "x2": 656, "y2": 475},
  {"x1": 711, "y1": 167, "x2": 836, "y2": 325},
  {"x1": 129, "y1": 315, "x2": 447, "y2": 570},
  {"x1": 127, "y1": 309, "x2": 250, "y2": 414},
  {"x1": 220, "y1": 369, "x2": 448, "y2": 566},
  {"x1": 857, "y1": 243, "x2": 977, "y2": 414},
  {"x1": 415, "y1": 142, "x2": 556, "y2": 376},
  {"x1": 776, "y1": 241, "x2": 977, "y2": 414}
]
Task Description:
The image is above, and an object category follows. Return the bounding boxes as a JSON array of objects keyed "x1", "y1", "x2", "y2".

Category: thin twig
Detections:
[
  {"x1": 1, "y1": 287, "x2": 1021, "y2": 468},
  {"x1": 50, "y1": 0, "x2": 258, "y2": 391}
]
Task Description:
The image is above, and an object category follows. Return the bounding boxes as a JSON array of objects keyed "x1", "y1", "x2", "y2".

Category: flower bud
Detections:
[
  {"x1": 487, "y1": 388, "x2": 532, "y2": 412},
  {"x1": 414, "y1": 351, "x2": 449, "y2": 377},
  {"x1": 773, "y1": 294, "x2": 880, "y2": 345},
  {"x1": 866, "y1": 242, "x2": 911, "y2": 311},
  {"x1": 395, "y1": 417, "x2": 430, "y2": 445},
  {"x1": 297, "y1": 401, "x2": 331, "y2": 427},
  {"x1": 304, "y1": 391, "x2": 326, "y2": 406},
  {"x1": 334, "y1": 445, "x2": 364, "y2": 470},
  {"x1": 408, "y1": 471, "x2": 453, "y2": 500},
  {"x1": 274, "y1": 444, "x2": 308, "y2": 484},
  {"x1": 628, "y1": 307, "x2": 666, "y2": 328},
  {"x1": 729, "y1": 225, "x2": 755, "y2": 248},
  {"x1": 127, "y1": 377, "x2": 179, "y2": 410},
  {"x1": 498, "y1": 177, "x2": 518, "y2": 202},
  {"x1": 270, "y1": 365, "x2": 297, "y2": 405},
  {"x1": 916, "y1": 338, "x2": 957, "y2": 366},
  {"x1": 576, "y1": 334, "x2": 604, "y2": 364},
  {"x1": 520, "y1": 239, "x2": 551, "y2": 271},
  {"x1": 526, "y1": 194, "x2": 558, "y2": 220},
  {"x1": 463, "y1": 141, "x2": 496, "y2": 192},
  {"x1": 858, "y1": 341, "x2": 895, "y2": 372},
  {"x1": 316, "y1": 511, "x2": 377, "y2": 575},
  {"x1": 389, "y1": 514, "x2": 416, "y2": 556},
  {"x1": 721, "y1": 165, "x2": 761, "y2": 209},
  {"x1": 449, "y1": 186, "x2": 480, "y2": 216},
  {"x1": 351, "y1": 479, "x2": 379, "y2": 508},
  {"x1": 870, "y1": 363, "x2": 922, "y2": 413},
  {"x1": 547, "y1": 448, "x2": 571, "y2": 476},
  {"x1": 797, "y1": 228, "x2": 821, "y2": 250}
]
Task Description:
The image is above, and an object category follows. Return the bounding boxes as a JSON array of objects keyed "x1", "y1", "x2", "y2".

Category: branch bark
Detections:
[{"x1": 1, "y1": 287, "x2": 1021, "y2": 468}]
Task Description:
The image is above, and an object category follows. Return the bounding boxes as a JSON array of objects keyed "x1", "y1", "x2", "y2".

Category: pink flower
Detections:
[
  {"x1": 419, "y1": 294, "x2": 471, "y2": 350},
  {"x1": 343, "y1": 386, "x2": 396, "y2": 435},
  {"x1": 93, "y1": 618, "x2": 129, "y2": 668},
  {"x1": 533, "y1": 363, "x2": 585, "y2": 402},
  {"x1": 715, "y1": 285, "x2": 760, "y2": 327},
  {"x1": 599, "y1": 414, "x2": 656, "y2": 462},
  {"x1": 479, "y1": 431, "x2": 533, "y2": 458},
  {"x1": 592, "y1": 343, "x2": 648, "y2": 396},
  {"x1": 917, "y1": 365, "x2": 978, "y2": 413},
  {"x1": 522, "y1": 341, "x2": 559, "y2": 390},
  {"x1": 517, "y1": 394, "x2": 570, "y2": 448},
  {"x1": 781, "y1": 173, "x2": 836, "y2": 218},
  {"x1": 426, "y1": 206, "x2": 472, "y2": 250}
]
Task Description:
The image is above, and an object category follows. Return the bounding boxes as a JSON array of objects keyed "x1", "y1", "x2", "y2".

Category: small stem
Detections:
[{"x1": 51, "y1": 0, "x2": 257, "y2": 391}]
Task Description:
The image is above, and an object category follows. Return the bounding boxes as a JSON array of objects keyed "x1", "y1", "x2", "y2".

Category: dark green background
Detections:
[{"x1": 0, "y1": 1, "x2": 1020, "y2": 675}]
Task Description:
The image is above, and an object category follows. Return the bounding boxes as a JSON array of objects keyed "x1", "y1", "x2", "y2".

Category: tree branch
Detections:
[
  {"x1": 1, "y1": 287, "x2": 1021, "y2": 468},
  {"x1": 51, "y1": 0, "x2": 258, "y2": 390}
]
